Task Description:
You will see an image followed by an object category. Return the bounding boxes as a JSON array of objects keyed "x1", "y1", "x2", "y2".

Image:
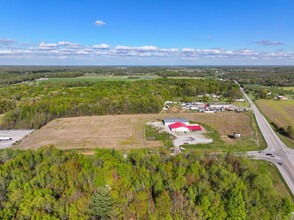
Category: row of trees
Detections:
[
  {"x1": 271, "y1": 123, "x2": 294, "y2": 140},
  {"x1": 0, "y1": 71, "x2": 84, "y2": 85},
  {"x1": 0, "y1": 79, "x2": 242, "y2": 129},
  {"x1": 0, "y1": 148, "x2": 292, "y2": 219}
]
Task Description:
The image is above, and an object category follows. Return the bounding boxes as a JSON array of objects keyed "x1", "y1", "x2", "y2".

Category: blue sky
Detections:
[{"x1": 0, "y1": 0, "x2": 293, "y2": 65}]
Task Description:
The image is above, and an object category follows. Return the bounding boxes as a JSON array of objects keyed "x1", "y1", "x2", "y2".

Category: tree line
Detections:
[
  {"x1": 0, "y1": 71, "x2": 84, "y2": 85},
  {"x1": 0, "y1": 79, "x2": 242, "y2": 129},
  {"x1": 0, "y1": 147, "x2": 292, "y2": 219}
]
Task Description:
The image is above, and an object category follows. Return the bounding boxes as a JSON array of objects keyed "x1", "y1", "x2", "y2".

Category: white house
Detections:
[{"x1": 235, "y1": 98, "x2": 245, "y2": 102}]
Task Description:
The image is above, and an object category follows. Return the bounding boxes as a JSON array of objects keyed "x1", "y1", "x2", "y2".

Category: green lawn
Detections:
[
  {"x1": 232, "y1": 100, "x2": 250, "y2": 108},
  {"x1": 145, "y1": 125, "x2": 174, "y2": 149},
  {"x1": 282, "y1": 86, "x2": 294, "y2": 91},
  {"x1": 185, "y1": 116, "x2": 265, "y2": 153}
]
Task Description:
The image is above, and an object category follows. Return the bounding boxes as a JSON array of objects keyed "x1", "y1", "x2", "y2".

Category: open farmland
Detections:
[
  {"x1": 256, "y1": 100, "x2": 294, "y2": 128},
  {"x1": 16, "y1": 112, "x2": 255, "y2": 150},
  {"x1": 44, "y1": 75, "x2": 159, "y2": 83},
  {"x1": 282, "y1": 86, "x2": 294, "y2": 91}
]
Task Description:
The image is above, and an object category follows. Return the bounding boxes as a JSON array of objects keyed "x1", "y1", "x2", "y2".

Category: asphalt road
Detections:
[{"x1": 241, "y1": 88, "x2": 294, "y2": 196}]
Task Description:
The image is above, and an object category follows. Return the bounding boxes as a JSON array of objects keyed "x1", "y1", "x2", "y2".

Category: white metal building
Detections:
[{"x1": 163, "y1": 118, "x2": 189, "y2": 126}]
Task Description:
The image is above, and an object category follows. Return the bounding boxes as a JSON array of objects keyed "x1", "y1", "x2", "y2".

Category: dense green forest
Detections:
[
  {"x1": 0, "y1": 148, "x2": 292, "y2": 219},
  {"x1": 0, "y1": 79, "x2": 241, "y2": 129}
]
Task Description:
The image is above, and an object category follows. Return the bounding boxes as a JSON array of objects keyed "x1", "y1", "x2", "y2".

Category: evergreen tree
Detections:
[{"x1": 89, "y1": 187, "x2": 114, "y2": 220}]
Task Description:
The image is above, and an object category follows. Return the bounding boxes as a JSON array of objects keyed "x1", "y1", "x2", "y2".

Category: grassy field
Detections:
[
  {"x1": 255, "y1": 100, "x2": 294, "y2": 128},
  {"x1": 145, "y1": 125, "x2": 174, "y2": 149},
  {"x1": 183, "y1": 113, "x2": 265, "y2": 153},
  {"x1": 166, "y1": 76, "x2": 205, "y2": 79},
  {"x1": 16, "y1": 112, "x2": 259, "y2": 151},
  {"x1": 282, "y1": 86, "x2": 294, "y2": 91},
  {"x1": 43, "y1": 75, "x2": 159, "y2": 83},
  {"x1": 245, "y1": 84, "x2": 294, "y2": 95},
  {"x1": 255, "y1": 99, "x2": 294, "y2": 148},
  {"x1": 245, "y1": 84, "x2": 294, "y2": 102},
  {"x1": 231, "y1": 100, "x2": 250, "y2": 108}
]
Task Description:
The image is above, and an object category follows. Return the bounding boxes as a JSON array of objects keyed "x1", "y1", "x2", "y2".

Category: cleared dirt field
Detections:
[
  {"x1": 16, "y1": 112, "x2": 253, "y2": 150},
  {"x1": 256, "y1": 100, "x2": 294, "y2": 127}
]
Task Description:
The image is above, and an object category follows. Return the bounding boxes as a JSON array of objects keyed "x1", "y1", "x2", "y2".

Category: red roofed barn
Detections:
[{"x1": 169, "y1": 122, "x2": 202, "y2": 132}]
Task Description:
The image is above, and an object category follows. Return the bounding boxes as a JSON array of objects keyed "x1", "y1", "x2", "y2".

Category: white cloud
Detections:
[
  {"x1": 76, "y1": 50, "x2": 90, "y2": 55},
  {"x1": 93, "y1": 44, "x2": 109, "y2": 49},
  {"x1": 1, "y1": 40, "x2": 294, "y2": 64},
  {"x1": 182, "y1": 48, "x2": 195, "y2": 52},
  {"x1": 158, "y1": 48, "x2": 179, "y2": 53},
  {"x1": 115, "y1": 45, "x2": 158, "y2": 51},
  {"x1": 255, "y1": 40, "x2": 283, "y2": 46},
  {"x1": 57, "y1": 41, "x2": 80, "y2": 48},
  {"x1": 95, "y1": 20, "x2": 106, "y2": 26},
  {"x1": 113, "y1": 45, "x2": 180, "y2": 57},
  {"x1": 0, "y1": 50, "x2": 15, "y2": 55},
  {"x1": 0, "y1": 38, "x2": 16, "y2": 44},
  {"x1": 39, "y1": 41, "x2": 80, "y2": 50},
  {"x1": 39, "y1": 42, "x2": 58, "y2": 50}
]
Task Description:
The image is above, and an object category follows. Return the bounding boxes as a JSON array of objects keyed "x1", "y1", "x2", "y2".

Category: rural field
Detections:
[
  {"x1": 255, "y1": 99, "x2": 294, "y2": 147},
  {"x1": 282, "y1": 86, "x2": 294, "y2": 91},
  {"x1": 16, "y1": 112, "x2": 255, "y2": 150},
  {"x1": 256, "y1": 100, "x2": 294, "y2": 128},
  {"x1": 44, "y1": 75, "x2": 159, "y2": 83}
]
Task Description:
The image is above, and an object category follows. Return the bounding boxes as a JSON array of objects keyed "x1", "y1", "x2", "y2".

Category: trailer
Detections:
[{"x1": 0, "y1": 137, "x2": 12, "y2": 141}]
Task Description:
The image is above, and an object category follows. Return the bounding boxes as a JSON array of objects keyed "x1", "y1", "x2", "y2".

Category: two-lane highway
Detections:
[{"x1": 241, "y1": 88, "x2": 294, "y2": 195}]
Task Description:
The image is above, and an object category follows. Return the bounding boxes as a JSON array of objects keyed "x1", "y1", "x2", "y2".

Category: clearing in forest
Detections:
[{"x1": 16, "y1": 112, "x2": 254, "y2": 150}]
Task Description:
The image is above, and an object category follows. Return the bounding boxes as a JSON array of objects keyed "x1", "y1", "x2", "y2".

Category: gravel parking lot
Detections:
[{"x1": 0, "y1": 130, "x2": 34, "y2": 149}]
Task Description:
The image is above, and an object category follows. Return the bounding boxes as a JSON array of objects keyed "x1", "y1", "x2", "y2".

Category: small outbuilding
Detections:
[{"x1": 233, "y1": 133, "x2": 241, "y2": 138}]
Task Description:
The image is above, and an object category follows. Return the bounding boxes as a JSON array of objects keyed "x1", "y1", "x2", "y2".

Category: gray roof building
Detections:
[{"x1": 163, "y1": 118, "x2": 189, "y2": 126}]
